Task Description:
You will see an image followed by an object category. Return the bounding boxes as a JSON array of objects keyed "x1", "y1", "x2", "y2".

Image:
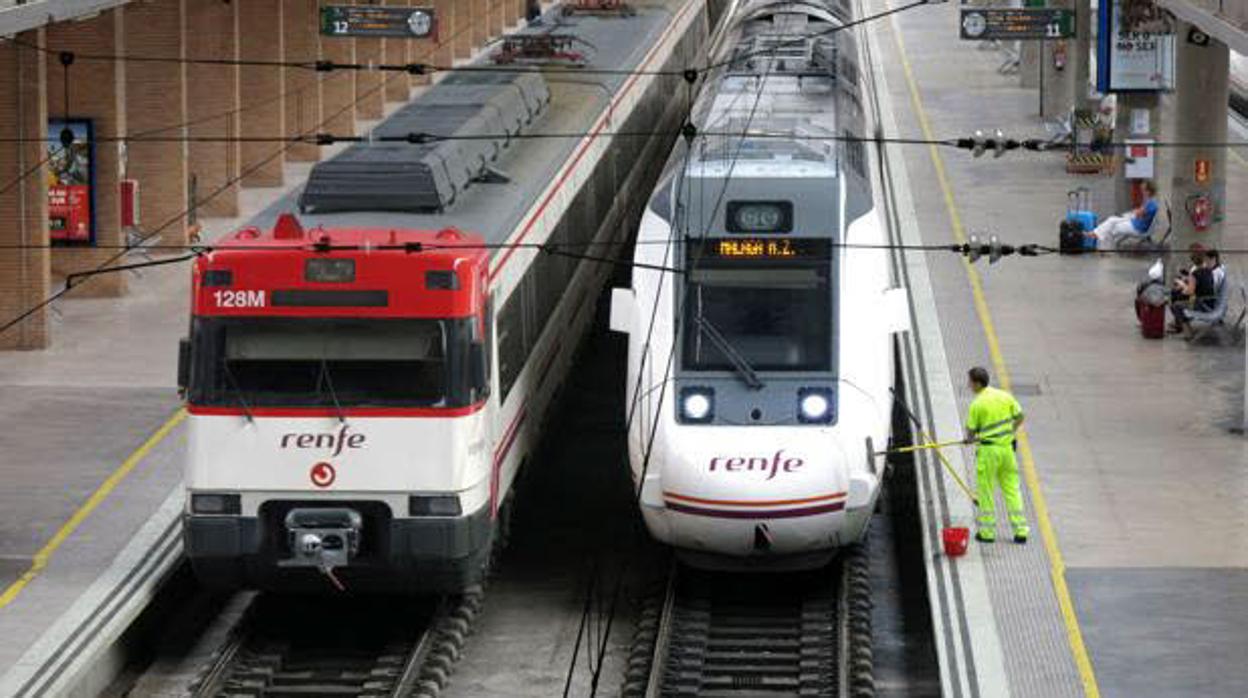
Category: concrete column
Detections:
[
  {"x1": 434, "y1": 0, "x2": 456, "y2": 67},
  {"x1": 1019, "y1": 42, "x2": 1040, "y2": 89},
  {"x1": 1113, "y1": 92, "x2": 1161, "y2": 213},
  {"x1": 46, "y1": 9, "x2": 127, "y2": 297},
  {"x1": 1163, "y1": 21, "x2": 1229, "y2": 250},
  {"x1": 1073, "y1": 0, "x2": 1092, "y2": 110},
  {"x1": 454, "y1": 0, "x2": 472, "y2": 60},
  {"x1": 355, "y1": 38, "x2": 386, "y2": 120},
  {"x1": 0, "y1": 30, "x2": 50, "y2": 349},
  {"x1": 319, "y1": 1, "x2": 357, "y2": 137},
  {"x1": 1039, "y1": 1, "x2": 1076, "y2": 119},
  {"x1": 238, "y1": 1, "x2": 285, "y2": 187},
  {"x1": 285, "y1": 0, "x2": 321, "y2": 162},
  {"x1": 383, "y1": 0, "x2": 413, "y2": 101},
  {"x1": 124, "y1": 0, "x2": 189, "y2": 244},
  {"x1": 185, "y1": 0, "x2": 240, "y2": 218},
  {"x1": 472, "y1": 0, "x2": 489, "y2": 48}
]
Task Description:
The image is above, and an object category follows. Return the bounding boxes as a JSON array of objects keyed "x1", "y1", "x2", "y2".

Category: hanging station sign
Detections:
[
  {"x1": 47, "y1": 118, "x2": 96, "y2": 246},
  {"x1": 1096, "y1": 0, "x2": 1175, "y2": 92},
  {"x1": 320, "y1": 5, "x2": 436, "y2": 38},
  {"x1": 959, "y1": 8, "x2": 1075, "y2": 41}
]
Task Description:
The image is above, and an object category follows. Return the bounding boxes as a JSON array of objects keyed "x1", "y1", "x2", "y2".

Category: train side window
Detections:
[{"x1": 497, "y1": 294, "x2": 524, "y2": 401}]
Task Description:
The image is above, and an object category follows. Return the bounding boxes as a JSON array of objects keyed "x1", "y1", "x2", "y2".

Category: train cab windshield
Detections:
[
  {"x1": 186, "y1": 317, "x2": 487, "y2": 409},
  {"x1": 682, "y1": 238, "x2": 833, "y2": 374}
]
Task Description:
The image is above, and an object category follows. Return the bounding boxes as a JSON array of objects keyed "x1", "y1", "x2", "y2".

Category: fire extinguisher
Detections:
[
  {"x1": 1053, "y1": 41, "x2": 1067, "y2": 71},
  {"x1": 1186, "y1": 193, "x2": 1213, "y2": 232}
]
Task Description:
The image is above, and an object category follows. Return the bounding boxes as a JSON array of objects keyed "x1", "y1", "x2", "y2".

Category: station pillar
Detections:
[
  {"x1": 507, "y1": 0, "x2": 523, "y2": 29},
  {"x1": 434, "y1": 0, "x2": 456, "y2": 67},
  {"x1": 383, "y1": 0, "x2": 413, "y2": 101},
  {"x1": 1163, "y1": 20, "x2": 1229, "y2": 251},
  {"x1": 124, "y1": 0, "x2": 189, "y2": 244},
  {"x1": 488, "y1": 0, "x2": 504, "y2": 39},
  {"x1": 0, "y1": 30, "x2": 51, "y2": 349},
  {"x1": 237, "y1": 0, "x2": 285, "y2": 187},
  {"x1": 1112, "y1": 92, "x2": 1161, "y2": 213},
  {"x1": 453, "y1": 0, "x2": 472, "y2": 60},
  {"x1": 284, "y1": 0, "x2": 322, "y2": 162},
  {"x1": 1039, "y1": 0, "x2": 1076, "y2": 119},
  {"x1": 319, "y1": 1, "x2": 358, "y2": 137},
  {"x1": 1019, "y1": 43, "x2": 1040, "y2": 89},
  {"x1": 355, "y1": 37, "x2": 386, "y2": 121},
  {"x1": 472, "y1": 0, "x2": 489, "y2": 48},
  {"x1": 46, "y1": 9, "x2": 127, "y2": 297},
  {"x1": 1073, "y1": 0, "x2": 1093, "y2": 110},
  {"x1": 185, "y1": 0, "x2": 240, "y2": 219}
]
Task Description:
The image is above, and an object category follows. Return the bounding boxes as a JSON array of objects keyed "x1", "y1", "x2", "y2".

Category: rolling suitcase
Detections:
[{"x1": 1066, "y1": 187, "x2": 1098, "y2": 250}]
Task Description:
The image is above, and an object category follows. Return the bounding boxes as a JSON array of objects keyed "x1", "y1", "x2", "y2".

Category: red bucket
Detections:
[{"x1": 942, "y1": 526, "x2": 969, "y2": 557}]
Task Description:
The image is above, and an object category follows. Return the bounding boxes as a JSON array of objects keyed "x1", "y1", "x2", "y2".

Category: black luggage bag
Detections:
[{"x1": 1059, "y1": 219, "x2": 1084, "y2": 254}]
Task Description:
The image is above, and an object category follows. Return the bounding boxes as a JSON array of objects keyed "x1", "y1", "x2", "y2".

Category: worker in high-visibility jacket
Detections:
[{"x1": 963, "y1": 367, "x2": 1030, "y2": 544}]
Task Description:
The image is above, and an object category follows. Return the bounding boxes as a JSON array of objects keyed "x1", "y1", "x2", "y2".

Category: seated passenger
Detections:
[
  {"x1": 1170, "y1": 248, "x2": 1223, "y2": 335},
  {"x1": 1089, "y1": 180, "x2": 1159, "y2": 247}
]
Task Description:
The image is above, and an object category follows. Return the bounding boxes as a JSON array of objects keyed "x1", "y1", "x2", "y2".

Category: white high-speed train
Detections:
[{"x1": 610, "y1": 0, "x2": 909, "y2": 569}]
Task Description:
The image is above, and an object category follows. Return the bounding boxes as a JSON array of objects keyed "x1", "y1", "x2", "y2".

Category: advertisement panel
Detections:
[
  {"x1": 1096, "y1": 0, "x2": 1175, "y2": 92},
  {"x1": 48, "y1": 118, "x2": 96, "y2": 245}
]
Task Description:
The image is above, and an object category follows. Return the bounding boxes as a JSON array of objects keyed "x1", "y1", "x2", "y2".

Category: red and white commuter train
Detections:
[{"x1": 177, "y1": 2, "x2": 708, "y2": 592}]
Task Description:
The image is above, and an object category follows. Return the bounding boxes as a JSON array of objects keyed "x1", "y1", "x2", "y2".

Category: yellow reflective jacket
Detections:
[{"x1": 967, "y1": 386, "x2": 1022, "y2": 447}]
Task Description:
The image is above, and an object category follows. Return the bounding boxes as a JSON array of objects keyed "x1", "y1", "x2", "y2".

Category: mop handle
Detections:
[
  {"x1": 886, "y1": 439, "x2": 967, "y2": 455},
  {"x1": 889, "y1": 389, "x2": 980, "y2": 508}
]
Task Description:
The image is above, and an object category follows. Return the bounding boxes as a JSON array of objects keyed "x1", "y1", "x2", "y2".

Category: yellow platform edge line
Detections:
[
  {"x1": 887, "y1": 12, "x2": 1101, "y2": 698},
  {"x1": 0, "y1": 407, "x2": 187, "y2": 611}
]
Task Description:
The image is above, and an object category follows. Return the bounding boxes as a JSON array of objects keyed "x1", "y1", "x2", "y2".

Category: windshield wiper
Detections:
[
  {"x1": 694, "y1": 315, "x2": 765, "y2": 390},
  {"x1": 318, "y1": 356, "x2": 347, "y2": 424},
  {"x1": 220, "y1": 360, "x2": 255, "y2": 423}
]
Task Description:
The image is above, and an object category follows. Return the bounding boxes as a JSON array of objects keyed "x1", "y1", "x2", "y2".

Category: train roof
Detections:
[{"x1": 236, "y1": 7, "x2": 675, "y2": 261}]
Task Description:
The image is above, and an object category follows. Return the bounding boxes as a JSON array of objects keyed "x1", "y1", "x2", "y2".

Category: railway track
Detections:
[
  {"x1": 189, "y1": 591, "x2": 482, "y2": 698},
  {"x1": 627, "y1": 547, "x2": 874, "y2": 697}
]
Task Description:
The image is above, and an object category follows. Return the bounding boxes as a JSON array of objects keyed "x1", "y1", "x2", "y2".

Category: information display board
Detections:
[
  {"x1": 320, "y1": 5, "x2": 436, "y2": 38},
  {"x1": 1096, "y1": 0, "x2": 1175, "y2": 92},
  {"x1": 959, "y1": 8, "x2": 1075, "y2": 41},
  {"x1": 47, "y1": 118, "x2": 95, "y2": 246}
]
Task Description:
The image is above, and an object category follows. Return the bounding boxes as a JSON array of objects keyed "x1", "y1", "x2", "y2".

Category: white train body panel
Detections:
[
  {"x1": 187, "y1": 414, "x2": 492, "y2": 515},
  {"x1": 613, "y1": 0, "x2": 905, "y2": 569}
]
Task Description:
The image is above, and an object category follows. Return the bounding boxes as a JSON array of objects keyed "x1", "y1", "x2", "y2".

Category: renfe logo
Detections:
[
  {"x1": 709, "y1": 450, "x2": 804, "y2": 481},
  {"x1": 280, "y1": 424, "x2": 366, "y2": 457}
]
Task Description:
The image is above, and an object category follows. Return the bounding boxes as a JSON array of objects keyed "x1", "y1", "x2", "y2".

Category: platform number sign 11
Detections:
[{"x1": 959, "y1": 8, "x2": 1075, "y2": 41}]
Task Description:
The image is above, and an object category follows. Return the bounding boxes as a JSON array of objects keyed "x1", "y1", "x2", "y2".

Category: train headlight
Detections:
[
  {"x1": 409, "y1": 495, "x2": 462, "y2": 517},
  {"x1": 797, "y1": 388, "x2": 834, "y2": 424},
  {"x1": 679, "y1": 387, "x2": 715, "y2": 423},
  {"x1": 191, "y1": 493, "x2": 241, "y2": 515}
]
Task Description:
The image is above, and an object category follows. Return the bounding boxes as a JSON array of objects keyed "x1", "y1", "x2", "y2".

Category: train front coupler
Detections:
[{"x1": 279, "y1": 508, "x2": 363, "y2": 591}]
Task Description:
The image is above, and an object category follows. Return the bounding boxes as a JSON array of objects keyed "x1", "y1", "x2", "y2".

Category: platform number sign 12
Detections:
[{"x1": 320, "y1": 5, "x2": 436, "y2": 38}]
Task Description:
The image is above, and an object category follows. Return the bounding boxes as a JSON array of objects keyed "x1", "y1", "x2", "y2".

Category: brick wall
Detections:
[
  {"x1": 185, "y1": 0, "x2": 240, "y2": 218},
  {"x1": 0, "y1": 30, "x2": 50, "y2": 349},
  {"x1": 125, "y1": 0, "x2": 190, "y2": 245},
  {"x1": 285, "y1": 0, "x2": 322, "y2": 162},
  {"x1": 238, "y1": 0, "x2": 285, "y2": 187}
]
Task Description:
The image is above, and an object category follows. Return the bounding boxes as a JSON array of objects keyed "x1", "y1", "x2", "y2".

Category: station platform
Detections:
[{"x1": 868, "y1": 1, "x2": 1248, "y2": 697}]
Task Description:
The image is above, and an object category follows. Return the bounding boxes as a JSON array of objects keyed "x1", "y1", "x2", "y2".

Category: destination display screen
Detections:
[{"x1": 694, "y1": 238, "x2": 829, "y2": 262}]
